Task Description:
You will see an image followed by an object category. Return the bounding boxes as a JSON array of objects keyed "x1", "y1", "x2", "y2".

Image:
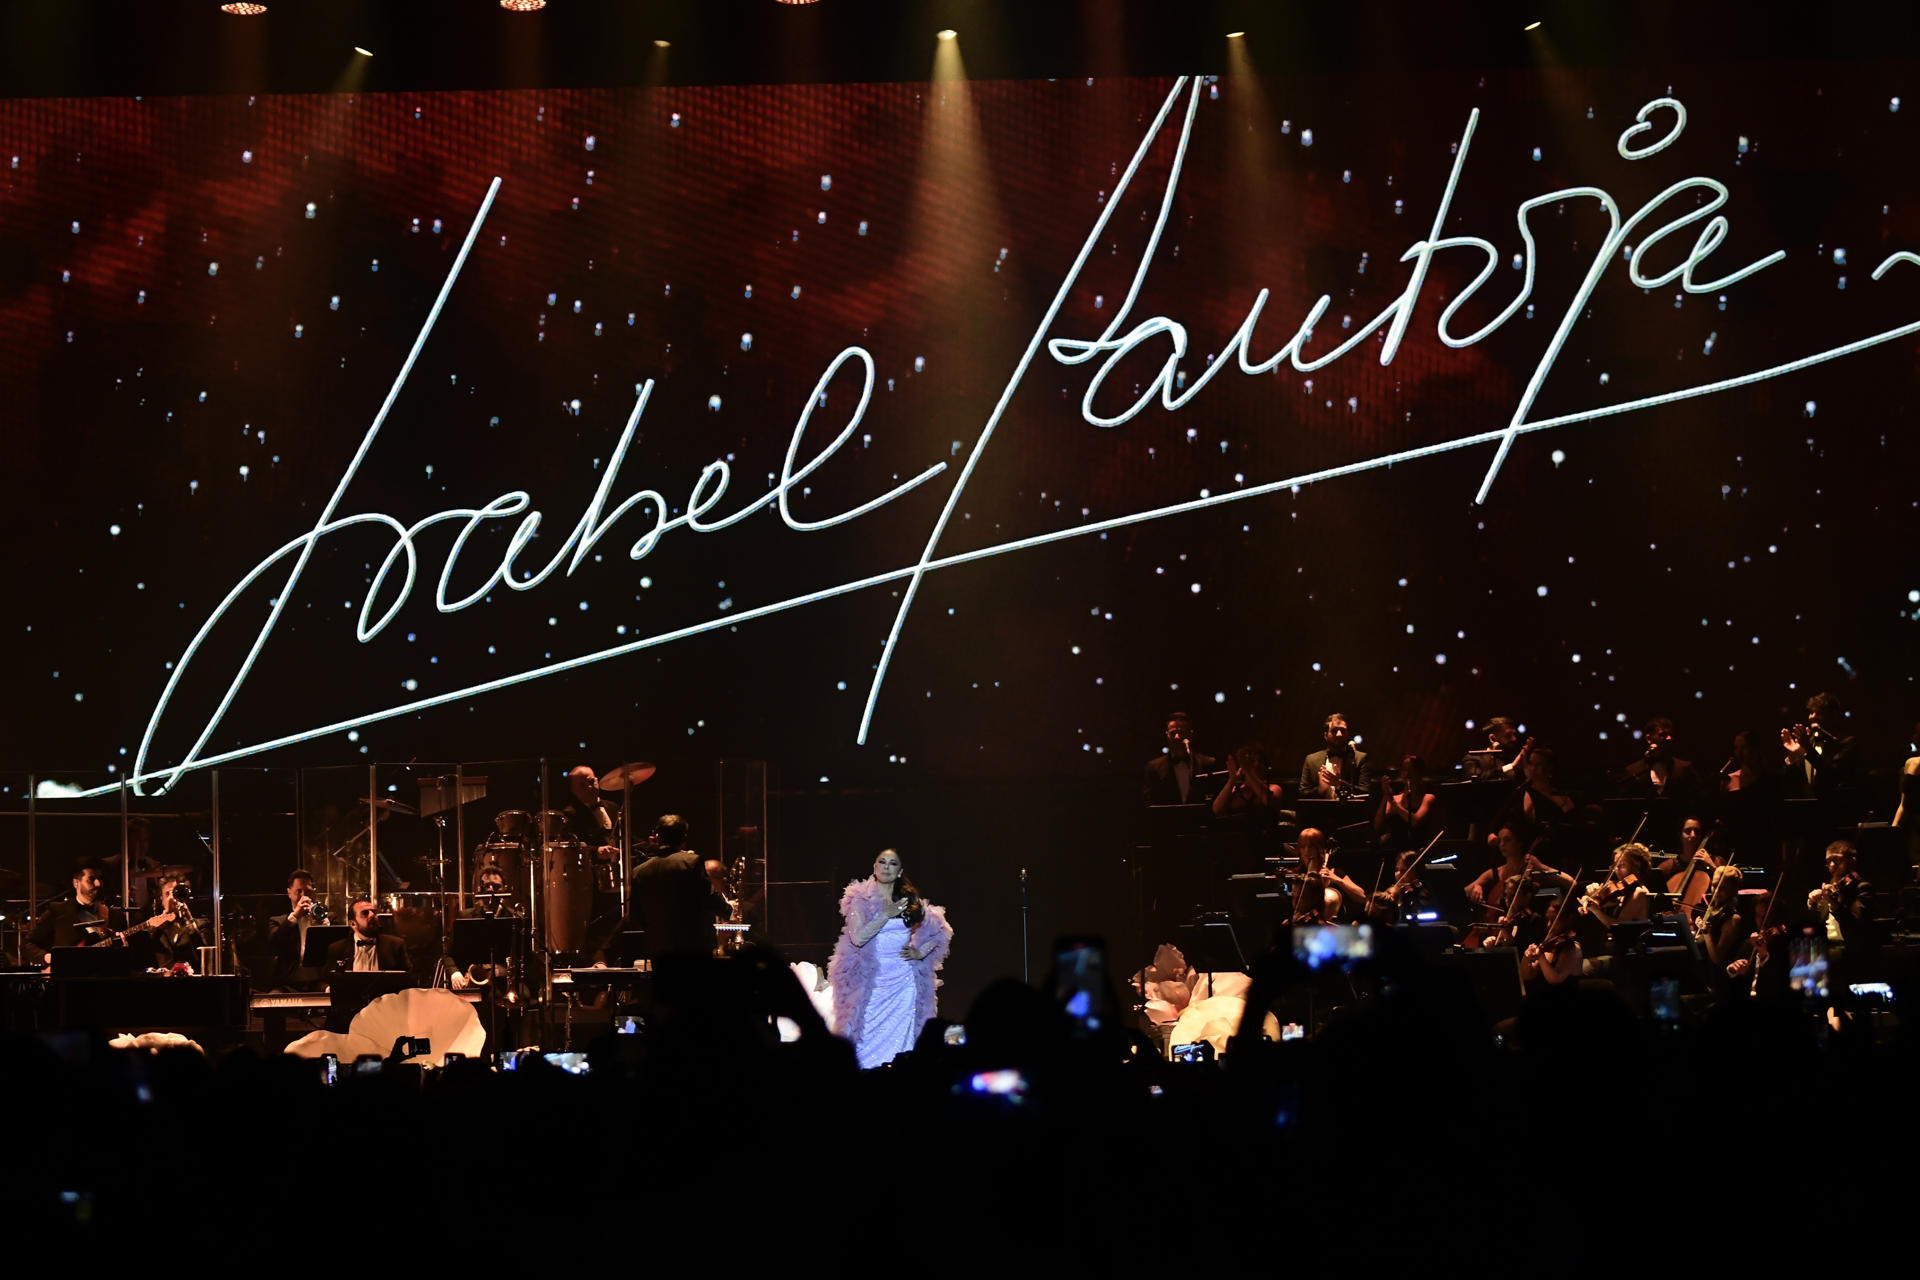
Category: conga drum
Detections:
[{"x1": 543, "y1": 839, "x2": 592, "y2": 952}]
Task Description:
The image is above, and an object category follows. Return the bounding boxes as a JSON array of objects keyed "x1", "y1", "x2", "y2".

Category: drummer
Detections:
[{"x1": 564, "y1": 765, "x2": 624, "y2": 958}]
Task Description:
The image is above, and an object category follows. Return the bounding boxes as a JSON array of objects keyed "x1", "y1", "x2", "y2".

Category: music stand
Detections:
[
  {"x1": 452, "y1": 915, "x2": 520, "y2": 1049},
  {"x1": 50, "y1": 946, "x2": 134, "y2": 978},
  {"x1": 300, "y1": 926, "x2": 350, "y2": 970},
  {"x1": 327, "y1": 970, "x2": 414, "y2": 1032},
  {"x1": 1175, "y1": 916, "x2": 1246, "y2": 996}
]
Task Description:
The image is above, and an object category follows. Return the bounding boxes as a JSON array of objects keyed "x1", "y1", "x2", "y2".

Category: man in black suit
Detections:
[
  {"x1": 327, "y1": 898, "x2": 410, "y2": 973},
  {"x1": 1619, "y1": 716, "x2": 1703, "y2": 802},
  {"x1": 1143, "y1": 712, "x2": 1217, "y2": 805},
  {"x1": 628, "y1": 815, "x2": 726, "y2": 962},
  {"x1": 1781, "y1": 691, "x2": 1863, "y2": 804},
  {"x1": 1300, "y1": 712, "x2": 1373, "y2": 799},
  {"x1": 262, "y1": 867, "x2": 329, "y2": 988},
  {"x1": 24, "y1": 858, "x2": 128, "y2": 965}
]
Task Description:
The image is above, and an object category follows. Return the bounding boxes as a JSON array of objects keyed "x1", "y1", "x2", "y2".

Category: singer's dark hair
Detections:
[
  {"x1": 652, "y1": 814, "x2": 690, "y2": 849},
  {"x1": 878, "y1": 849, "x2": 926, "y2": 925},
  {"x1": 1643, "y1": 716, "x2": 1674, "y2": 738},
  {"x1": 70, "y1": 855, "x2": 106, "y2": 882},
  {"x1": 1806, "y1": 691, "x2": 1845, "y2": 719},
  {"x1": 1166, "y1": 711, "x2": 1192, "y2": 727},
  {"x1": 287, "y1": 868, "x2": 315, "y2": 888},
  {"x1": 1485, "y1": 716, "x2": 1517, "y2": 737},
  {"x1": 1323, "y1": 711, "x2": 1350, "y2": 730}
]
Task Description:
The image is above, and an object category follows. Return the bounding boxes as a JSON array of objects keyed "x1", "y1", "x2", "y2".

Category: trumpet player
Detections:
[{"x1": 264, "y1": 868, "x2": 325, "y2": 988}]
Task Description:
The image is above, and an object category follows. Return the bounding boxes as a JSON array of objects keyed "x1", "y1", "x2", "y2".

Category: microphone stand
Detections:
[{"x1": 1019, "y1": 868, "x2": 1030, "y2": 984}]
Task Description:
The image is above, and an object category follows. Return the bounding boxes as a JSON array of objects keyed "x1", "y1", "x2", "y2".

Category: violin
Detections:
[{"x1": 1578, "y1": 873, "x2": 1641, "y2": 917}]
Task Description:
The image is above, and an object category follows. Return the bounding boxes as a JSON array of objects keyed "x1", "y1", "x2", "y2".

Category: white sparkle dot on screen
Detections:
[
  {"x1": 547, "y1": 617, "x2": 557, "y2": 626},
  {"x1": 708, "y1": 395, "x2": 722, "y2": 411},
  {"x1": 1752, "y1": 636, "x2": 1760, "y2": 644},
  {"x1": 74, "y1": 692, "x2": 84, "y2": 702},
  {"x1": 1213, "y1": 691, "x2": 1225, "y2": 703},
  {"x1": 1189, "y1": 583, "x2": 1201, "y2": 594},
  {"x1": 1536, "y1": 585, "x2": 1548, "y2": 597},
  {"x1": 1909, "y1": 589, "x2": 1920, "y2": 603},
  {"x1": 616, "y1": 625, "x2": 627, "y2": 636},
  {"x1": 1465, "y1": 719, "x2": 1477, "y2": 730},
  {"x1": 578, "y1": 601, "x2": 589, "y2": 611},
  {"x1": 241, "y1": 149, "x2": 253, "y2": 163},
  {"x1": 403, "y1": 679, "x2": 418, "y2": 692},
  {"x1": 1804, "y1": 401, "x2": 1817, "y2": 417},
  {"x1": 913, "y1": 356, "x2": 926, "y2": 373},
  {"x1": 584, "y1": 133, "x2": 596, "y2": 150},
  {"x1": 1396, "y1": 577, "x2": 1408, "y2": 587},
  {"x1": 347, "y1": 730, "x2": 359, "y2": 742},
  {"x1": 1598, "y1": 371, "x2": 1609, "y2": 385},
  {"x1": 740, "y1": 332, "x2": 753, "y2": 351},
  {"x1": 1893, "y1": 97, "x2": 1903, "y2": 112},
  {"x1": 207, "y1": 261, "x2": 219, "y2": 275},
  {"x1": 237, "y1": 465, "x2": 250, "y2": 480},
  {"x1": 109, "y1": 524, "x2": 121, "y2": 536},
  {"x1": 790, "y1": 285, "x2": 802, "y2": 299},
  {"x1": 305, "y1": 201, "x2": 317, "y2": 219},
  {"x1": 1311, "y1": 662, "x2": 1322, "y2": 672},
  {"x1": 1301, "y1": 128, "x2": 1314, "y2": 146},
  {"x1": 640, "y1": 577, "x2": 652, "y2": 588},
  {"x1": 1070, "y1": 645, "x2": 1081, "y2": 655},
  {"x1": 1406, "y1": 624, "x2": 1415, "y2": 634},
  {"x1": 1551, "y1": 449, "x2": 1566, "y2": 467}
]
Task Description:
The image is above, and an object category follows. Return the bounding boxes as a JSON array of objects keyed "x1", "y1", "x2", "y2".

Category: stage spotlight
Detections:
[
  {"x1": 219, "y1": 3, "x2": 267, "y2": 13},
  {"x1": 353, "y1": 45, "x2": 373, "y2": 57},
  {"x1": 500, "y1": 0, "x2": 548, "y2": 10},
  {"x1": 654, "y1": 38, "x2": 670, "y2": 48},
  {"x1": 1226, "y1": 31, "x2": 1245, "y2": 39},
  {"x1": 774, "y1": 1, "x2": 824, "y2": 5},
  {"x1": 1525, "y1": 20, "x2": 1542, "y2": 30},
  {"x1": 936, "y1": 28, "x2": 956, "y2": 41}
]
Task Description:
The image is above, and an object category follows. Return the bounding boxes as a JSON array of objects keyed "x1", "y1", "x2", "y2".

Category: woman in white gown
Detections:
[{"x1": 828, "y1": 849, "x2": 953, "y2": 1069}]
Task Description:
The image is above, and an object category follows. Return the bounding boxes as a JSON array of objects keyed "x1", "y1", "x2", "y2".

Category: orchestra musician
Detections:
[
  {"x1": 459, "y1": 866, "x2": 521, "y2": 918},
  {"x1": 1300, "y1": 712, "x2": 1372, "y2": 799},
  {"x1": 1461, "y1": 716, "x2": 1530, "y2": 779},
  {"x1": 1145, "y1": 712, "x2": 1217, "y2": 805},
  {"x1": 564, "y1": 764, "x2": 625, "y2": 958},
  {"x1": 1725, "y1": 889, "x2": 1787, "y2": 998},
  {"x1": 1367, "y1": 848, "x2": 1435, "y2": 923},
  {"x1": 1464, "y1": 824, "x2": 1573, "y2": 948},
  {"x1": 265, "y1": 868, "x2": 324, "y2": 988},
  {"x1": 1577, "y1": 844, "x2": 1654, "y2": 932},
  {"x1": 23, "y1": 857, "x2": 129, "y2": 966},
  {"x1": 1692, "y1": 865, "x2": 1747, "y2": 974},
  {"x1": 1373, "y1": 754, "x2": 1438, "y2": 852},
  {"x1": 134, "y1": 874, "x2": 205, "y2": 969},
  {"x1": 1806, "y1": 839, "x2": 1879, "y2": 962},
  {"x1": 1620, "y1": 716, "x2": 1703, "y2": 802},
  {"x1": 327, "y1": 898, "x2": 409, "y2": 972},
  {"x1": 1781, "y1": 691, "x2": 1862, "y2": 802},
  {"x1": 1890, "y1": 720, "x2": 1920, "y2": 868},
  {"x1": 1290, "y1": 828, "x2": 1367, "y2": 922},
  {"x1": 1211, "y1": 742, "x2": 1285, "y2": 822}
]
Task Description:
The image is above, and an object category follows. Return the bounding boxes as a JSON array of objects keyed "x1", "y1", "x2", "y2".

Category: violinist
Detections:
[
  {"x1": 1725, "y1": 890, "x2": 1788, "y2": 999},
  {"x1": 1692, "y1": 865, "x2": 1747, "y2": 975},
  {"x1": 1367, "y1": 848, "x2": 1434, "y2": 923},
  {"x1": 1577, "y1": 844, "x2": 1654, "y2": 932},
  {"x1": 1462, "y1": 716, "x2": 1529, "y2": 779},
  {"x1": 1290, "y1": 828, "x2": 1367, "y2": 923},
  {"x1": 1807, "y1": 840, "x2": 1878, "y2": 959}
]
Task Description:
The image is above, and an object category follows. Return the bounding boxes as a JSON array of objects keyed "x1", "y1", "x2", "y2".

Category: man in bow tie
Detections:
[{"x1": 327, "y1": 898, "x2": 409, "y2": 974}]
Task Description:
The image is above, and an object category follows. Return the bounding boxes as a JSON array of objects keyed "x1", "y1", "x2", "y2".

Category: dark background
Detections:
[{"x1": 4, "y1": 5, "x2": 1919, "y2": 1008}]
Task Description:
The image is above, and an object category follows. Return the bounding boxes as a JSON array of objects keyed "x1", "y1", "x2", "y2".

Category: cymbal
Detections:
[
  {"x1": 359, "y1": 796, "x2": 419, "y2": 815},
  {"x1": 142, "y1": 863, "x2": 197, "y2": 878},
  {"x1": 598, "y1": 761, "x2": 656, "y2": 791}
]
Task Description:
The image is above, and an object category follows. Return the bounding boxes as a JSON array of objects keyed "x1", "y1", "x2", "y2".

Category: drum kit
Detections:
[{"x1": 463, "y1": 761, "x2": 656, "y2": 957}]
